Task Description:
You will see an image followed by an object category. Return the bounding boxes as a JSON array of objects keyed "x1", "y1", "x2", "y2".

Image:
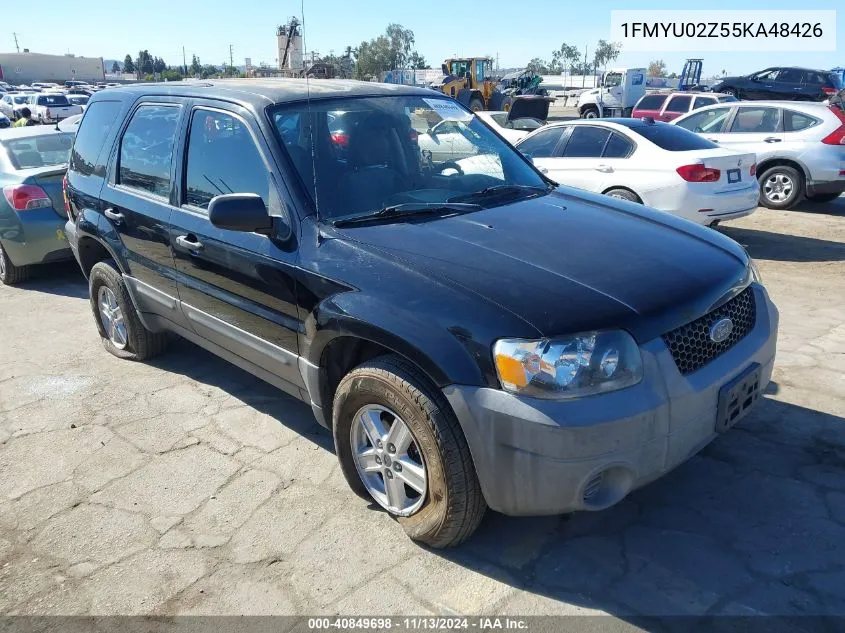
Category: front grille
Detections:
[{"x1": 663, "y1": 286, "x2": 757, "y2": 375}]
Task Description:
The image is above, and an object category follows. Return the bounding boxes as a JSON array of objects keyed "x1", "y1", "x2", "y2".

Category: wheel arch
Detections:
[
  {"x1": 601, "y1": 185, "x2": 642, "y2": 202},
  {"x1": 756, "y1": 157, "x2": 810, "y2": 191},
  {"x1": 76, "y1": 233, "x2": 122, "y2": 279}
]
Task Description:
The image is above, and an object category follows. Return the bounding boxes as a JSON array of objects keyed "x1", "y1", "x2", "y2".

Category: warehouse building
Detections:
[{"x1": 0, "y1": 52, "x2": 105, "y2": 85}]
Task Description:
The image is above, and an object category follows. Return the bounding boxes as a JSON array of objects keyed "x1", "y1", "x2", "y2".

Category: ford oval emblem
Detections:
[{"x1": 710, "y1": 318, "x2": 734, "y2": 343}]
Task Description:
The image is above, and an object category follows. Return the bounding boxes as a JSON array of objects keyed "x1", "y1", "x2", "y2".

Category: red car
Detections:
[{"x1": 632, "y1": 92, "x2": 737, "y2": 122}]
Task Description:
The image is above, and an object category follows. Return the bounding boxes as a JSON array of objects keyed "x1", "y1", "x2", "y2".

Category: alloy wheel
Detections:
[
  {"x1": 763, "y1": 173, "x2": 793, "y2": 203},
  {"x1": 350, "y1": 404, "x2": 427, "y2": 516},
  {"x1": 98, "y1": 285, "x2": 128, "y2": 349}
]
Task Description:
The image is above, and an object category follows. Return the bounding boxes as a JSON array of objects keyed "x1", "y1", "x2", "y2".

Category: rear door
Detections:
[
  {"x1": 168, "y1": 102, "x2": 305, "y2": 396},
  {"x1": 773, "y1": 68, "x2": 805, "y2": 100},
  {"x1": 98, "y1": 98, "x2": 186, "y2": 321}
]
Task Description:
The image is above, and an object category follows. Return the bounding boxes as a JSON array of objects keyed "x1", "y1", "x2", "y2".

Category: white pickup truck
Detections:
[{"x1": 29, "y1": 93, "x2": 84, "y2": 123}]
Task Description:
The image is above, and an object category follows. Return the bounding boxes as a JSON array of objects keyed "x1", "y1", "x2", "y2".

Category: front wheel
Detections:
[
  {"x1": 604, "y1": 188, "x2": 641, "y2": 203},
  {"x1": 806, "y1": 192, "x2": 842, "y2": 204},
  {"x1": 468, "y1": 97, "x2": 485, "y2": 113},
  {"x1": 333, "y1": 355, "x2": 486, "y2": 548},
  {"x1": 721, "y1": 88, "x2": 738, "y2": 98},
  {"x1": 759, "y1": 165, "x2": 804, "y2": 209},
  {"x1": 582, "y1": 107, "x2": 599, "y2": 119}
]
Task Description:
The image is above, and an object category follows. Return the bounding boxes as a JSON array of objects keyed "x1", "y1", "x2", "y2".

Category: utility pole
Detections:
[
  {"x1": 582, "y1": 44, "x2": 588, "y2": 88},
  {"x1": 13, "y1": 32, "x2": 20, "y2": 53},
  {"x1": 229, "y1": 44, "x2": 234, "y2": 76},
  {"x1": 496, "y1": 52, "x2": 499, "y2": 73},
  {"x1": 182, "y1": 46, "x2": 187, "y2": 75}
]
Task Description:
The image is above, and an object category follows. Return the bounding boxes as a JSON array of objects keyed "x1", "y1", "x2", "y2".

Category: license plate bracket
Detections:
[
  {"x1": 716, "y1": 363, "x2": 761, "y2": 433},
  {"x1": 727, "y1": 168, "x2": 741, "y2": 183}
]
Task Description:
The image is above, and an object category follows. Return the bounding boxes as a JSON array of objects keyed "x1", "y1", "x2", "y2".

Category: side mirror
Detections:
[{"x1": 208, "y1": 193, "x2": 272, "y2": 234}]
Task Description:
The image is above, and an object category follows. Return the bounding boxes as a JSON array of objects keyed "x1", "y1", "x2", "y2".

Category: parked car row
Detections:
[
  {"x1": 1, "y1": 91, "x2": 85, "y2": 123},
  {"x1": 3, "y1": 80, "x2": 780, "y2": 549}
]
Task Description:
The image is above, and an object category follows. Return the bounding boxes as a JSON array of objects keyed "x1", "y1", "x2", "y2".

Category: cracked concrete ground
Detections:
[{"x1": 1, "y1": 199, "x2": 844, "y2": 620}]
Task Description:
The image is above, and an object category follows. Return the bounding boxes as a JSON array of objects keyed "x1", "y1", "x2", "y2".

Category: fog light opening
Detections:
[{"x1": 581, "y1": 466, "x2": 634, "y2": 510}]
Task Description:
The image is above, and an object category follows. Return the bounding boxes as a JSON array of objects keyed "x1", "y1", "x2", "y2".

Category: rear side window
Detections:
[
  {"x1": 783, "y1": 110, "x2": 819, "y2": 132},
  {"x1": 603, "y1": 133, "x2": 634, "y2": 158},
  {"x1": 802, "y1": 71, "x2": 829, "y2": 85},
  {"x1": 561, "y1": 126, "x2": 611, "y2": 158},
  {"x1": 729, "y1": 107, "x2": 780, "y2": 133},
  {"x1": 70, "y1": 100, "x2": 122, "y2": 177},
  {"x1": 118, "y1": 104, "x2": 180, "y2": 198},
  {"x1": 664, "y1": 96, "x2": 692, "y2": 113},
  {"x1": 635, "y1": 94, "x2": 668, "y2": 111},
  {"x1": 776, "y1": 69, "x2": 803, "y2": 83},
  {"x1": 633, "y1": 123, "x2": 718, "y2": 151},
  {"x1": 184, "y1": 109, "x2": 268, "y2": 209},
  {"x1": 517, "y1": 127, "x2": 565, "y2": 158}
]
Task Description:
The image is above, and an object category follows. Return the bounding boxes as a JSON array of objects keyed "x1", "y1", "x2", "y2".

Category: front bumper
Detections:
[
  {"x1": 444, "y1": 284, "x2": 778, "y2": 516},
  {"x1": 0, "y1": 208, "x2": 73, "y2": 267}
]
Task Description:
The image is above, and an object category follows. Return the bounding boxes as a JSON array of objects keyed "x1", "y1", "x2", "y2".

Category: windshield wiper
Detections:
[
  {"x1": 332, "y1": 202, "x2": 482, "y2": 227},
  {"x1": 448, "y1": 184, "x2": 550, "y2": 204}
]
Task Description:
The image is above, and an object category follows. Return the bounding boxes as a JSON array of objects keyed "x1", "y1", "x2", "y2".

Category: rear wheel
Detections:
[
  {"x1": 604, "y1": 188, "x2": 641, "y2": 203},
  {"x1": 333, "y1": 355, "x2": 486, "y2": 548},
  {"x1": 468, "y1": 97, "x2": 485, "y2": 113},
  {"x1": 806, "y1": 192, "x2": 842, "y2": 204},
  {"x1": 89, "y1": 259, "x2": 168, "y2": 360},
  {"x1": 759, "y1": 165, "x2": 803, "y2": 209},
  {"x1": 0, "y1": 243, "x2": 30, "y2": 286}
]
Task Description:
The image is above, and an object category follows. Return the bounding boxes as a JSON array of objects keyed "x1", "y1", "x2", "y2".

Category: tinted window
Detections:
[
  {"x1": 633, "y1": 123, "x2": 718, "y2": 150},
  {"x1": 36, "y1": 95, "x2": 70, "y2": 107},
  {"x1": 665, "y1": 96, "x2": 692, "y2": 113},
  {"x1": 692, "y1": 97, "x2": 717, "y2": 109},
  {"x1": 603, "y1": 133, "x2": 633, "y2": 158},
  {"x1": 783, "y1": 110, "x2": 819, "y2": 132},
  {"x1": 70, "y1": 101, "x2": 122, "y2": 177},
  {"x1": 755, "y1": 69, "x2": 780, "y2": 81},
  {"x1": 562, "y1": 126, "x2": 611, "y2": 158},
  {"x1": 635, "y1": 94, "x2": 668, "y2": 110},
  {"x1": 675, "y1": 107, "x2": 732, "y2": 134},
  {"x1": 184, "y1": 109, "x2": 268, "y2": 209},
  {"x1": 1, "y1": 133, "x2": 74, "y2": 169},
  {"x1": 118, "y1": 105, "x2": 180, "y2": 197},
  {"x1": 802, "y1": 71, "x2": 828, "y2": 85},
  {"x1": 729, "y1": 107, "x2": 780, "y2": 133},
  {"x1": 517, "y1": 127, "x2": 565, "y2": 158},
  {"x1": 776, "y1": 69, "x2": 802, "y2": 83}
]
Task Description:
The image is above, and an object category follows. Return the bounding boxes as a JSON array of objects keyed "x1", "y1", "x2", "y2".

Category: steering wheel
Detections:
[{"x1": 437, "y1": 160, "x2": 465, "y2": 176}]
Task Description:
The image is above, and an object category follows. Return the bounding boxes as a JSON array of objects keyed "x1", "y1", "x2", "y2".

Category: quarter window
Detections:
[
  {"x1": 783, "y1": 110, "x2": 818, "y2": 132},
  {"x1": 184, "y1": 109, "x2": 269, "y2": 209},
  {"x1": 729, "y1": 107, "x2": 780, "y2": 133},
  {"x1": 118, "y1": 105, "x2": 180, "y2": 197}
]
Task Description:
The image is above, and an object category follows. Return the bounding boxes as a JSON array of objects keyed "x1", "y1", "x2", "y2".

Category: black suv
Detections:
[
  {"x1": 64, "y1": 80, "x2": 778, "y2": 547},
  {"x1": 712, "y1": 66, "x2": 843, "y2": 102}
]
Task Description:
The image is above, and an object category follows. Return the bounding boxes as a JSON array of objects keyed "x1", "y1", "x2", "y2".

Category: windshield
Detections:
[{"x1": 269, "y1": 95, "x2": 547, "y2": 221}]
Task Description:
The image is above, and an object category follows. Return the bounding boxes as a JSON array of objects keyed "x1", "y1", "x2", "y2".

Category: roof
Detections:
[{"x1": 93, "y1": 79, "x2": 436, "y2": 107}]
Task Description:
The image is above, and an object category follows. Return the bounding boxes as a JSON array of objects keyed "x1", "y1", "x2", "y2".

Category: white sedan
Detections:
[
  {"x1": 475, "y1": 110, "x2": 545, "y2": 144},
  {"x1": 516, "y1": 119, "x2": 760, "y2": 226}
]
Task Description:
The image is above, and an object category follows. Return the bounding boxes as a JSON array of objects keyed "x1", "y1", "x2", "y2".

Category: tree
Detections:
[
  {"x1": 408, "y1": 51, "x2": 428, "y2": 70},
  {"x1": 354, "y1": 35, "x2": 392, "y2": 79},
  {"x1": 123, "y1": 54, "x2": 135, "y2": 73},
  {"x1": 160, "y1": 68, "x2": 183, "y2": 82},
  {"x1": 200, "y1": 64, "x2": 219, "y2": 79},
  {"x1": 592, "y1": 39, "x2": 622, "y2": 74},
  {"x1": 526, "y1": 58, "x2": 550, "y2": 74},
  {"x1": 136, "y1": 50, "x2": 154, "y2": 75},
  {"x1": 647, "y1": 59, "x2": 667, "y2": 77},
  {"x1": 190, "y1": 54, "x2": 202, "y2": 77},
  {"x1": 111, "y1": 61, "x2": 121, "y2": 74},
  {"x1": 550, "y1": 43, "x2": 579, "y2": 75},
  {"x1": 153, "y1": 56, "x2": 167, "y2": 74},
  {"x1": 385, "y1": 23, "x2": 415, "y2": 69}
]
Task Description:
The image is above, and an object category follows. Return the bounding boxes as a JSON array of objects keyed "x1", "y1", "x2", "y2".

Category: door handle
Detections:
[
  {"x1": 103, "y1": 208, "x2": 124, "y2": 222},
  {"x1": 595, "y1": 164, "x2": 613, "y2": 173},
  {"x1": 175, "y1": 235, "x2": 204, "y2": 252},
  {"x1": 763, "y1": 137, "x2": 782, "y2": 143}
]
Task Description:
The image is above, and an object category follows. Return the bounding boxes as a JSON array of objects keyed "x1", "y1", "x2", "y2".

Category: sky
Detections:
[{"x1": 4, "y1": 0, "x2": 842, "y2": 75}]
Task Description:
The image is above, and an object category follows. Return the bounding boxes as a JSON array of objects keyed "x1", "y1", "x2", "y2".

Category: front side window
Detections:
[
  {"x1": 184, "y1": 109, "x2": 269, "y2": 209},
  {"x1": 729, "y1": 107, "x2": 780, "y2": 133},
  {"x1": 754, "y1": 69, "x2": 780, "y2": 81},
  {"x1": 562, "y1": 126, "x2": 611, "y2": 158},
  {"x1": 635, "y1": 95, "x2": 667, "y2": 111},
  {"x1": 118, "y1": 104, "x2": 180, "y2": 198},
  {"x1": 664, "y1": 96, "x2": 692, "y2": 113},
  {"x1": 270, "y1": 95, "x2": 548, "y2": 221},
  {"x1": 675, "y1": 107, "x2": 732, "y2": 134},
  {"x1": 517, "y1": 127, "x2": 566, "y2": 158},
  {"x1": 604, "y1": 72, "x2": 622, "y2": 88},
  {"x1": 692, "y1": 97, "x2": 717, "y2": 110}
]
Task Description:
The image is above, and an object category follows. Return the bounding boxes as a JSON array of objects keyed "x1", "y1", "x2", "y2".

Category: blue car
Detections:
[{"x1": 0, "y1": 126, "x2": 75, "y2": 284}]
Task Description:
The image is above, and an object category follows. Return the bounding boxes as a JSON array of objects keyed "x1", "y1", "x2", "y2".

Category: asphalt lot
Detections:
[{"x1": 1, "y1": 197, "x2": 844, "y2": 621}]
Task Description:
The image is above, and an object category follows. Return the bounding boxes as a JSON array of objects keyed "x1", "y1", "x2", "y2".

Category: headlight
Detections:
[
  {"x1": 493, "y1": 330, "x2": 643, "y2": 399},
  {"x1": 748, "y1": 258, "x2": 762, "y2": 284}
]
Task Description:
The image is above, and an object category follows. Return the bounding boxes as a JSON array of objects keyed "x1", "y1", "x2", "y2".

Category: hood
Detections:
[
  {"x1": 507, "y1": 96, "x2": 554, "y2": 122},
  {"x1": 333, "y1": 190, "x2": 750, "y2": 342}
]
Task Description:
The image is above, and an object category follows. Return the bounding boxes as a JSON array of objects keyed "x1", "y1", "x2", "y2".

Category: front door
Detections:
[
  {"x1": 99, "y1": 100, "x2": 185, "y2": 322},
  {"x1": 542, "y1": 125, "x2": 611, "y2": 192},
  {"x1": 169, "y1": 103, "x2": 304, "y2": 396}
]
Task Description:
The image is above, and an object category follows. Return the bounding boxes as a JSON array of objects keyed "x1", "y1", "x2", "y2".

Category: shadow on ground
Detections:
[
  {"x1": 12, "y1": 262, "x2": 87, "y2": 298},
  {"x1": 144, "y1": 339, "x2": 845, "y2": 620},
  {"x1": 721, "y1": 226, "x2": 845, "y2": 263}
]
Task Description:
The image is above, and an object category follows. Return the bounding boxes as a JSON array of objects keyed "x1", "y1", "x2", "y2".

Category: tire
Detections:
[
  {"x1": 468, "y1": 97, "x2": 485, "y2": 113},
  {"x1": 333, "y1": 355, "x2": 486, "y2": 548},
  {"x1": 721, "y1": 88, "x2": 738, "y2": 98},
  {"x1": 582, "y1": 107, "x2": 599, "y2": 119},
  {"x1": 0, "y1": 242, "x2": 31, "y2": 285},
  {"x1": 806, "y1": 192, "x2": 842, "y2": 204},
  {"x1": 88, "y1": 259, "x2": 168, "y2": 361},
  {"x1": 499, "y1": 96, "x2": 514, "y2": 113},
  {"x1": 604, "y1": 188, "x2": 641, "y2": 203},
  {"x1": 758, "y1": 165, "x2": 804, "y2": 209}
]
